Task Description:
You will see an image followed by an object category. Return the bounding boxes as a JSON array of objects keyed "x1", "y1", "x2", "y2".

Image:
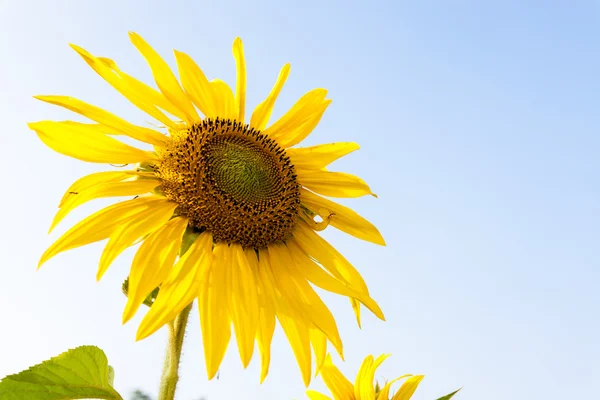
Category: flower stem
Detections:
[{"x1": 158, "y1": 303, "x2": 192, "y2": 400}]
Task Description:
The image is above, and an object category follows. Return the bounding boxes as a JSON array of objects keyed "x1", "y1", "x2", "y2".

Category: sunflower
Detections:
[
  {"x1": 30, "y1": 33, "x2": 385, "y2": 385},
  {"x1": 306, "y1": 354, "x2": 423, "y2": 400}
]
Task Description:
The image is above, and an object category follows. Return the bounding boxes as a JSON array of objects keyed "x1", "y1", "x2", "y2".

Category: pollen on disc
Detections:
[{"x1": 156, "y1": 118, "x2": 300, "y2": 249}]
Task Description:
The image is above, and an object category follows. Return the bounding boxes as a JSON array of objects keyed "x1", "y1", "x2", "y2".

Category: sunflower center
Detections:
[
  {"x1": 205, "y1": 136, "x2": 281, "y2": 205},
  {"x1": 156, "y1": 118, "x2": 300, "y2": 248}
]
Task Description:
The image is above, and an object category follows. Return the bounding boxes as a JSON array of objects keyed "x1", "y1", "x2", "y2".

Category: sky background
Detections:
[{"x1": 0, "y1": 1, "x2": 599, "y2": 399}]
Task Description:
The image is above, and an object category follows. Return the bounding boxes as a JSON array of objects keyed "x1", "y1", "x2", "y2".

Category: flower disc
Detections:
[{"x1": 157, "y1": 118, "x2": 300, "y2": 248}]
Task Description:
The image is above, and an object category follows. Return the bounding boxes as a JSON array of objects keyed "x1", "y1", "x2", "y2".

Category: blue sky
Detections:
[{"x1": 0, "y1": 1, "x2": 598, "y2": 399}]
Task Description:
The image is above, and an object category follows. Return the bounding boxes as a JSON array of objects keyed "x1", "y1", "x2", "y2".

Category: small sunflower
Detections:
[
  {"x1": 307, "y1": 354, "x2": 424, "y2": 400},
  {"x1": 30, "y1": 33, "x2": 385, "y2": 385}
]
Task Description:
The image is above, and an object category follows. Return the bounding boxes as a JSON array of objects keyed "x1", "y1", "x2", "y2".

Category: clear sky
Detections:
[{"x1": 1, "y1": 1, "x2": 598, "y2": 399}]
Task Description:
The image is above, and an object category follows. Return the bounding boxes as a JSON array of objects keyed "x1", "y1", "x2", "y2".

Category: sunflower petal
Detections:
[
  {"x1": 33, "y1": 96, "x2": 168, "y2": 146},
  {"x1": 287, "y1": 142, "x2": 359, "y2": 170},
  {"x1": 248, "y1": 249, "x2": 276, "y2": 383},
  {"x1": 355, "y1": 355, "x2": 374, "y2": 400},
  {"x1": 310, "y1": 328, "x2": 328, "y2": 375},
  {"x1": 232, "y1": 37, "x2": 246, "y2": 122},
  {"x1": 69, "y1": 44, "x2": 179, "y2": 129},
  {"x1": 278, "y1": 307, "x2": 312, "y2": 387},
  {"x1": 211, "y1": 79, "x2": 236, "y2": 120},
  {"x1": 39, "y1": 197, "x2": 165, "y2": 268},
  {"x1": 250, "y1": 63, "x2": 290, "y2": 131},
  {"x1": 277, "y1": 100, "x2": 332, "y2": 148},
  {"x1": 128, "y1": 32, "x2": 199, "y2": 124},
  {"x1": 199, "y1": 242, "x2": 232, "y2": 379},
  {"x1": 320, "y1": 354, "x2": 355, "y2": 400},
  {"x1": 60, "y1": 121, "x2": 124, "y2": 136},
  {"x1": 287, "y1": 239, "x2": 384, "y2": 322},
  {"x1": 96, "y1": 56, "x2": 188, "y2": 120},
  {"x1": 59, "y1": 171, "x2": 152, "y2": 207},
  {"x1": 376, "y1": 375, "x2": 412, "y2": 400},
  {"x1": 51, "y1": 178, "x2": 161, "y2": 232},
  {"x1": 97, "y1": 200, "x2": 177, "y2": 280},
  {"x1": 293, "y1": 223, "x2": 369, "y2": 294},
  {"x1": 173, "y1": 50, "x2": 217, "y2": 118},
  {"x1": 264, "y1": 89, "x2": 328, "y2": 145},
  {"x1": 300, "y1": 188, "x2": 385, "y2": 245},
  {"x1": 137, "y1": 231, "x2": 212, "y2": 339},
  {"x1": 123, "y1": 217, "x2": 188, "y2": 323},
  {"x1": 229, "y1": 244, "x2": 259, "y2": 368},
  {"x1": 351, "y1": 298, "x2": 362, "y2": 328},
  {"x1": 306, "y1": 390, "x2": 333, "y2": 400},
  {"x1": 391, "y1": 375, "x2": 425, "y2": 400},
  {"x1": 356, "y1": 354, "x2": 389, "y2": 400},
  {"x1": 269, "y1": 244, "x2": 343, "y2": 358},
  {"x1": 297, "y1": 169, "x2": 375, "y2": 198},
  {"x1": 29, "y1": 121, "x2": 155, "y2": 164}
]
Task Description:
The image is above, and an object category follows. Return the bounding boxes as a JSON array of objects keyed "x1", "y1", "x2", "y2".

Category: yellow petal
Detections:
[
  {"x1": 128, "y1": 32, "x2": 199, "y2": 124},
  {"x1": 277, "y1": 99, "x2": 331, "y2": 148},
  {"x1": 173, "y1": 50, "x2": 217, "y2": 118},
  {"x1": 232, "y1": 37, "x2": 246, "y2": 122},
  {"x1": 51, "y1": 178, "x2": 161, "y2": 232},
  {"x1": 96, "y1": 56, "x2": 188, "y2": 120},
  {"x1": 310, "y1": 328, "x2": 328, "y2": 375},
  {"x1": 69, "y1": 44, "x2": 179, "y2": 130},
  {"x1": 287, "y1": 142, "x2": 359, "y2": 170},
  {"x1": 375, "y1": 375, "x2": 412, "y2": 400},
  {"x1": 229, "y1": 244, "x2": 259, "y2": 368},
  {"x1": 259, "y1": 250, "x2": 313, "y2": 385},
  {"x1": 297, "y1": 169, "x2": 375, "y2": 198},
  {"x1": 29, "y1": 121, "x2": 155, "y2": 164},
  {"x1": 250, "y1": 63, "x2": 290, "y2": 131},
  {"x1": 293, "y1": 223, "x2": 368, "y2": 294},
  {"x1": 287, "y1": 239, "x2": 384, "y2": 322},
  {"x1": 268, "y1": 244, "x2": 343, "y2": 358},
  {"x1": 60, "y1": 121, "x2": 124, "y2": 136},
  {"x1": 277, "y1": 307, "x2": 312, "y2": 387},
  {"x1": 33, "y1": 96, "x2": 167, "y2": 146},
  {"x1": 248, "y1": 249, "x2": 276, "y2": 383},
  {"x1": 355, "y1": 354, "x2": 389, "y2": 400},
  {"x1": 320, "y1": 354, "x2": 355, "y2": 400},
  {"x1": 123, "y1": 217, "x2": 188, "y2": 323},
  {"x1": 59, "y1": 171, "x2": 152, "y2": 207},
  {"x1": 97, "y1": 200, "x2": 177, "y2": 280},
  {"x1": 306, "y1": 390, "x2": 333, "y2": 400},
  {"x1": 211, "y1": 78, "x2": 236, "y2": 120},
  {"x1": 264, "y1": 89, "x2": 329, "y2": 147},
  {"x1": 199, "y1": 242, "x2": 232, "y2": 379},
  {"x1": 351, "y1": 298, "x2": 362, "y2": 328},
  {"x1": 354, "y1": 355, "x2": 374, "y2": 400},
  {"x1": 137, "y1": 231, "x2": 213, "y2": 339},
  {"x1": 300, "y1": 188, "x2": 385, "y2": 245},
  {"x1": 391, "y1": 375, "x2": 425, "y2": 400},
  {"x1": 39, "y1": 197, "x2": 165, "y2": 268}
]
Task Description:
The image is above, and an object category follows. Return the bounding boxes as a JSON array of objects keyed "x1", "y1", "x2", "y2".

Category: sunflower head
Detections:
[
  {"x1": 156, "y1": 117, "x2": 300, "y2": 248},
  {"x1": 31, "y1": 32, "x2": 386, "y2": 386}
]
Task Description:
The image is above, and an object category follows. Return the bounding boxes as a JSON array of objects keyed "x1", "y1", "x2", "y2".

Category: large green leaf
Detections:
[
  {"x1": 0, "y1": 345, "x2": 123, "y2": 400},
  {"x1": 436, "y1": 388, "x2": 462, "y2": 400}
]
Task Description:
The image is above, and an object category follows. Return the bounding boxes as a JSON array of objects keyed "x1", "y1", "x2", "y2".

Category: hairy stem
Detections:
[{"x1": 158, "y1": 303, "x2": 192, "y2": 400}]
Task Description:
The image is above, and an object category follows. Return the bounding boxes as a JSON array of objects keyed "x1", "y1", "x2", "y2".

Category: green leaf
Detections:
[
  {"x1": 0, "y1": 345, "x2": 123, "y2": 400},
  {"x1": 436, "y1": 387, "x2": 462, "y2": 400},
  {"x1": 107, "y1": 366, "x2": 115, "y2": 387}
]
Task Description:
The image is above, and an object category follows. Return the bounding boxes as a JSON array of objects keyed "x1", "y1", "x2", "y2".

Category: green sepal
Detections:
[
  {"x1": 122, "y1": 277, "x2": 159, "y2": 307},
  {"x1": 436, "y1": 387, "x2": 462, "y2": 400},
  {"x1": 180, "y1": 226, "x2": 200, "y2": 256},
  {"x1": 0, "y1": 345, "x2": 123, "y2": 400}
]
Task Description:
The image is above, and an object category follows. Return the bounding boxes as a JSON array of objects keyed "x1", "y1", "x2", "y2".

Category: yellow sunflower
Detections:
[
  {"x1": 30, "y1": 33, "x2": 385, "y2": 385},
  {"x1": 306, "y1": 354, "x2": 423, "y2": 400}
]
